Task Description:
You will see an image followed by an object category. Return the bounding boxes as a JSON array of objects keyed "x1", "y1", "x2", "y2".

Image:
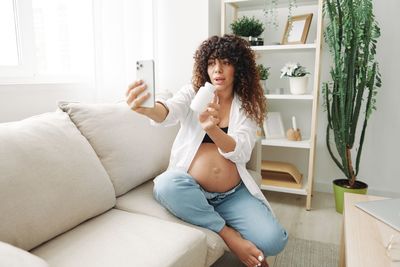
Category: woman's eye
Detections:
[
  {"x1": 208, "y1": 61, "x2": 215, "y2": 66},
  {"x1": 223, "y1": 60, "x2": 231, "y2": 65}
]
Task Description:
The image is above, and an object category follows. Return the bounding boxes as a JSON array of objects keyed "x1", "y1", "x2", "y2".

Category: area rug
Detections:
[{"x1": 272, "y1": 237, "x2": 339, "y2": 267}]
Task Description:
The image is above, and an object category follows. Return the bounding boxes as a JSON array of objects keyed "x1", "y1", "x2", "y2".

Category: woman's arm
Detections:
[
  {"x1": 140, "y1": 102, "x2": 169, "y2": 123},
  {"x1": 205, "y1": 126, "x2": 236, "y2": 153},
  {"x1": 200, "y1": 102, "x2": 257, "y2": 164}
]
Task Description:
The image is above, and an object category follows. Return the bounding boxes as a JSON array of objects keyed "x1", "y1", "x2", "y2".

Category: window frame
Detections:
[{"x1": 0, "y1": 0, "x2": 36, "y2": 81}]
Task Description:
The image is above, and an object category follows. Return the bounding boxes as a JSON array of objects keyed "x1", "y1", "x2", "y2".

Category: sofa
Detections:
[{"x1": 0, "y1": 101, "x2": 262, "y2": 267}]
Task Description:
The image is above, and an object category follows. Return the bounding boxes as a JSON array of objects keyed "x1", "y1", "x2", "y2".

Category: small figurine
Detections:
[{"x1": 287, "y1": 116, "x2": 302, "y2": 141}]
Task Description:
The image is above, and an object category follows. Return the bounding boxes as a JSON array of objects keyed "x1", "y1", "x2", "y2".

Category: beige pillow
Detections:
[
  {"x1": 0, "y1": 241, "x2": 48, "y2": 267},
  {"x1": 0, "y1": 111, "x2": 116, "y2": 250},
  {"x1": 58, "y1": 102, "x2": 178, "y2": 196}
]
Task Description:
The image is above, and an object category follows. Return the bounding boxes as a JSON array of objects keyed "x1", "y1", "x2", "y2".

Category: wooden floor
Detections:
[{"x1": 212, "y1": 191, "x2": 342, "y2": 266}]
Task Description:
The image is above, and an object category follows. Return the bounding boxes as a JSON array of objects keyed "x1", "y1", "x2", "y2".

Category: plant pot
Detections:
[
  {"x1": 260, "y1": 79, "x2": 268, "y2": 94},
  {"x1": 240, "y1": 36, "x2": 264, "y2": 46},
  {"x1": 289, "y1": 76, "x2": 308, "y2": 95},
  {"x1": 333, "y1": 179, "x2": 368, "y2": 214}
]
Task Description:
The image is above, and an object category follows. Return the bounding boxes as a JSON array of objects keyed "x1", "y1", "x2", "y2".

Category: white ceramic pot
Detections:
[
  {"x1": 260, "y1": 79, "x2": 268, "y2": 94},
  {"x1": 289, "y1": 76, "x2": 308, "y2": 95}
]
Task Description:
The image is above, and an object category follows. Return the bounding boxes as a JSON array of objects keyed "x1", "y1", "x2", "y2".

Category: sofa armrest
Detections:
[
  {"x1": 246, "y1": 138, "x2": 262, "y2": 186},
  {"x1": 0, "y1": 241, "x2": 48, "y2": 267}
]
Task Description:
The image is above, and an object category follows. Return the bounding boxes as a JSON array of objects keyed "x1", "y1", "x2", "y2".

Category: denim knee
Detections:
[
  {"x1": 153, "y1": 171, "x2": 181, "y2": 203},
  {"x1": 255, "y1": 226, "x2": 288, "y2": 256}
]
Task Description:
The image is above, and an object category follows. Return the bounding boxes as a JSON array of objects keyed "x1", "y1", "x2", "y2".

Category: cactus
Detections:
[{"x1": 322, "y1": 0, "x2": 382, "y2": 187}]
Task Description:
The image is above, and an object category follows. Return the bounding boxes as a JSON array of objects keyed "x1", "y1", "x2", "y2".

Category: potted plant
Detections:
[
  {"x1": 323, "y1": 0, "x2": 382, "y2": 213},
  {"x1": 230, "y1": 16, "x2": 265, "y2": 45},
  {"x1": 280, "y1": 62, "x2": 309, "y2": 95},
  {"x1": 257, "y1": 64, "x2": 270, "y2": 93}
]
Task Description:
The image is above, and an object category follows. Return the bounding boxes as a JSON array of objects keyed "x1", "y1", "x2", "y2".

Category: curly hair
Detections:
[{"x1": 192, "y1": 34, "x2": 267, "y2": 125}]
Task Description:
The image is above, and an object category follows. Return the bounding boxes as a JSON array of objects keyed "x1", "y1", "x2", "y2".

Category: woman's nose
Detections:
[{"x1": 214, "y1": 61, "x2": 222, "y2": 73}]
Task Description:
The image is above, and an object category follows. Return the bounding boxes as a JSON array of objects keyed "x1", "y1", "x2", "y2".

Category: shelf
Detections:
[
  {"x1": 251, "y1": 43, "x2": 317, "y2": 51},
  {"x1": 225, "y1": 0, "x2": 318, "y2": 9},
  {"x1": 260, "y1": 183, "x2": 308, "y2": 195},
  {"x1": 262, "y1": 138, "x2": 311, "y2": 148},
  {"x1": 223, "y1": 0, "x2": 324, "y2": 210},
  {"x1": 261, "y1": 161, "x2": 307, "y2": 195},
  {"x1": 265, "y1": 94, "x2": 314, "y2": 100}
]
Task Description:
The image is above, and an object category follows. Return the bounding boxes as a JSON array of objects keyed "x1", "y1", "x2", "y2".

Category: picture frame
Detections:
[
  {"x1": 281, "y1": 13, "x2": 313, "y2": 45},
  {"x1": 263, "y1": 112, "x2": 285, "y2": 139}
]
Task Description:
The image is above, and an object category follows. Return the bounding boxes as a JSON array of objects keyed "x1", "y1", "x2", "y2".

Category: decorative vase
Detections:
[
  {"x1": 260, "y1": 79, "x2": 268, "y2": 94},
  {"x1": 289, "y1": 76, "x2": 308, "y2": 95},
  {"x1": 333, "y1": 179, "x2": 368, "y2": 214}
]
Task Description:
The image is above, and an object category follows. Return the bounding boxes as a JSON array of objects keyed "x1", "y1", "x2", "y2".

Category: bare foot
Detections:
[{"x1": 219, "y1": 226, "x2": 264, "y2": 267}]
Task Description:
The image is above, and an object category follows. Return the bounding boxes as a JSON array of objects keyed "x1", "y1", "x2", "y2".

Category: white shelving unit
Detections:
[
  {"x1": 221, "y1": 0, "x2": 323, "y2": 210},
  {"x1": 251, "y1": 43, "x2": 317, "y2": 51}
]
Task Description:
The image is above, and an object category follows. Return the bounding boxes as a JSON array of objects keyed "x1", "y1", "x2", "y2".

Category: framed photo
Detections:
[
  {"x1": 281, "y1": 13, "x2": 313, "y2": 45},
  {"x1": 263, "y1": 112, "x2": 285, "y2": 139}
]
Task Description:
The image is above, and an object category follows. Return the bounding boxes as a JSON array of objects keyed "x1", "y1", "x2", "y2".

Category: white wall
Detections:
[
  {"x1": 0, "y1": 83, "x2": 95, "y2": 122},
  {"x1": 154, "y1": 0, "x2": 219, "y2": 92}
]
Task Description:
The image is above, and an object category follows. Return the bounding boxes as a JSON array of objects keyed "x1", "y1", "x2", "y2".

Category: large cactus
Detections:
[{"x1": 323, "y1": 0, "x2": 382, "y2": 187}]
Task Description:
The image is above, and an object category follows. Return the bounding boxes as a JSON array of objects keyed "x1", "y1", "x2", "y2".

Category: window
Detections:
[
  {"x1": 31, "y1": 0, "x2": 94, "y2": 79},
  {"x1": 0, "y1": 0, "x2": 19, "y2": 66},
  {"x1": 0, "y1": 0, "x2": 94, "y2": 83},
  {"x1": 0, "y1": 0, "x2": 154, "y2": 86}
]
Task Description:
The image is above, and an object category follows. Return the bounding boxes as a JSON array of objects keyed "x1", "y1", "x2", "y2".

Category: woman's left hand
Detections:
[{"x1": 198, "y1": 95, "x2": 220, "y2": 131}]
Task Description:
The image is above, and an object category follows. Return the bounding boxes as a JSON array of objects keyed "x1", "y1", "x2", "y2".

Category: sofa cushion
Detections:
[
  {"x1": 0, "y1": 241, "x2": 48, "y2": 267},
  {"x1": 0, "y1": 111, "x2": 116, "y2": 251},
  {"x1": 116, "y1": 180, "x2": 227, "y2": 266},
  {"x1": 31, "y1": 209, "x2": 207, "y2": 267},
  {"x1": 58, "y1": 102, "x2": 179, "y2": 196}
]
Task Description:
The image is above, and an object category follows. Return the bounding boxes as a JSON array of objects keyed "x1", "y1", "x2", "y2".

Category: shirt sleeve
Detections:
[
  {"x1": 218, "y1": 114, "x2": 258, "y2": 164},
  {"x1": 150, "y1": 85, "x2": 194, "y2": 127}
]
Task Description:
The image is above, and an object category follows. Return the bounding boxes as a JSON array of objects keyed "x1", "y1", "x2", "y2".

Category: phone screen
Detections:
[{"x1": 136, "y1": 59, "x2": 155, "y2": 108}]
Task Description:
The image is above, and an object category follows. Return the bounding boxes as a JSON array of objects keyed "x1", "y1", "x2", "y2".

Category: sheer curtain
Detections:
[{"x1": 93, "y1": 0, "x2": 153, "y2": 102}]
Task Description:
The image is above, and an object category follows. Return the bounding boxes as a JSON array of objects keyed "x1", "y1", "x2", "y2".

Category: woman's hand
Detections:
[
  {"x1": 198, "y1": 95, "x2": 220, "y2": 131},
  {"x1": 125, "y1": 80, "x2": 154, "y2": 115}
]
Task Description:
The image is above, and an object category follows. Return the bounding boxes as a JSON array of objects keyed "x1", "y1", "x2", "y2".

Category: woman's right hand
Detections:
[{"x1": 125, "y1": 80, "x2": 154, "y2": 115}]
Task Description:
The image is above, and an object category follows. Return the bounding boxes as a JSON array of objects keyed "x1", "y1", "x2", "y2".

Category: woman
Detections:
[{"x1": 126, "y1": 34, "x2": 288, "y2": 267}]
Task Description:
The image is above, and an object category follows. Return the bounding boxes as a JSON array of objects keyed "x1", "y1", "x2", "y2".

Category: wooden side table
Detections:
[{"x1": 340, "y1": 192, "x2": 400, "y2": 267}]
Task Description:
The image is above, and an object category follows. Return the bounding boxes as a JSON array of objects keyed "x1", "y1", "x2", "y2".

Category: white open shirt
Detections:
[{"x1": 151, "y1": 84, "x2": 272, "y2": 212}]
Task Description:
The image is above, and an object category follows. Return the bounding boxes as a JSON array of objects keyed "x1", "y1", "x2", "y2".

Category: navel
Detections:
[{"x1": 212, "y1": 167, "x2": 221, "y2": 174}]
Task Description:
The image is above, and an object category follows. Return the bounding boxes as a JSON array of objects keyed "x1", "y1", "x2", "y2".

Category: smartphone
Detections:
[{"x1": 136, "y1": 59, "x2": 155, "y2": 108}]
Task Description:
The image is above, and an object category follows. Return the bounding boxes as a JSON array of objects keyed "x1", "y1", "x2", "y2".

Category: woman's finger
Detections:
[
  {"x1": 126, "y1": 84, "x2": 147, "y2": 105},
  {"x1": 211, "y1": 116, "x2": 220, "y2": 125},
  {"x1": 207, "y1": 102, "x2": 220, "y2": 111},
  {"x1": 207, "y1": 108, "x2": 219, "y2": 117},
  {"x1": 212, "y1": 93, "x2": 219, "y2": 104},
  {"x1": 130, "y1": 92, "x2": 150, "y2": 110},
  {"x1": 125, "y1": 80, "x2": 143, "y2": 96}
]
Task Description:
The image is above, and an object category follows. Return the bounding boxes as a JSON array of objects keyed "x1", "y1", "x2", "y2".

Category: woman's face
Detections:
[{"x1": 207, "y1": 58, "x2": 235, "y2": 92}]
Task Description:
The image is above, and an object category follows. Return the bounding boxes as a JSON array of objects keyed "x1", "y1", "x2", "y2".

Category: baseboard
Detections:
[{"x1": 314, "y1": 181, "x2": 400, "y2": 198}]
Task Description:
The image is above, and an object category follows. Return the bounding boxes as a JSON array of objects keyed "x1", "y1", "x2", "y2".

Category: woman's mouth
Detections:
[{"x1": 214, "y1": 77, "x2": 225, "y2": 85}]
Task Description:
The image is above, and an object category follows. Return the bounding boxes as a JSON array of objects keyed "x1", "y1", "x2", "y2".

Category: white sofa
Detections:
[{"x1": 0, "y1": 101, "x2": 262, "y2": 267}]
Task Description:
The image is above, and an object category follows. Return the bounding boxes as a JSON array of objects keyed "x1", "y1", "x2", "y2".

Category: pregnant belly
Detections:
[{"x1": 188, "y1": 143, "x2": 241, "y2": 192}]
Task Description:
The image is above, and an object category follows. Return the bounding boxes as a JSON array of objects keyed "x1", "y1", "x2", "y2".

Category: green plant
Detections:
[
  {"x1": 280, "y1": 62, "x2": 308, "y2": 78},
  {"x1": 323, "y1": 0, "x2": 382, "y2": 187},
  {"x1": 230, "y1": 16, "x2": 265, "y2": 37},
  {"x1": 257, "y1": 64, "x2": 270, "y2": 80},
  {"x1": 263, "y1": 0, "x2": 298, "y2": 30}
]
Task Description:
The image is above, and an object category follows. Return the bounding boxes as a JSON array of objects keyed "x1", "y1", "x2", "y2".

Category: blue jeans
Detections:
[{"x1": 153, "y1": 170, "x2": 288, "y2": 256}]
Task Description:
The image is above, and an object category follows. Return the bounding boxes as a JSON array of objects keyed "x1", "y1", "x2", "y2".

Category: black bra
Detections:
[{"x1": 202, "y1": 127, "x2": 228, "y2": 144}]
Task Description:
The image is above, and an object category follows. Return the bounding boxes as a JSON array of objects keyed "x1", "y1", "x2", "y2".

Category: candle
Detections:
[{"x1": 292, "y1": 116, "x2": 297, "y2": 130}]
